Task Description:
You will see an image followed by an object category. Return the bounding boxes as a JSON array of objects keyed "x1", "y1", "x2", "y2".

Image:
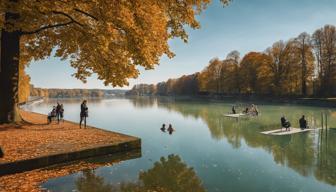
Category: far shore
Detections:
[
  {"x1": 124, "y1": 95, "x2": 336, "y2": 108},
  {"x1": 27, "y1": 94, "x2": 336, "y2": 108}
]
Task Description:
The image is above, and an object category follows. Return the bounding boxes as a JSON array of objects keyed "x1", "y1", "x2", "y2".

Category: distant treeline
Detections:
[
  {"x1": 30, "y1": 85, "x2": 127, "y2": 98},
  {"x1": 126, "y1": 74, "x2": 199, "y2": 96},
  {"x1": 127, "y1": 25, "x2": 336, "y2": 97}
]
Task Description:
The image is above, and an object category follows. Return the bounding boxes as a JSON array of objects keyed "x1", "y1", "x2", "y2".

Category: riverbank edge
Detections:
[
  {"x1": 126, "y1": 95, "x2": 336, "y2": 108},
  {"x1": 0, "y1": 111, "x2": 141, "y2": 176}
]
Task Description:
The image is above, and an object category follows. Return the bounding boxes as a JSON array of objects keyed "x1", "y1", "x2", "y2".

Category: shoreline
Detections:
[
  {"x1": 0, "y1": 149, "x2": 141, "y2": 192},
  {"x1": 0, "y1": 110, "x2": 141, "y2": 176},
  {"x1": 125, "y1": 95, "x2": 336, "y2": 108}
]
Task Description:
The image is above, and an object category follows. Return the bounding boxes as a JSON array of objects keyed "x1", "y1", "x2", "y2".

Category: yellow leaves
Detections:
[
  {"x1": 197, "y1": 34, "x2": 315, "y2": 96},
  {"x1": 18, "y1": 62, "x2": 30, "y2": 103},
  {"x1": 2, "y1": 0, "x2": 231, "y2": 87}
]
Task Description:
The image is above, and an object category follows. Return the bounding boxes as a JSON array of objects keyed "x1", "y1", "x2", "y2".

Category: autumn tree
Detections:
[
  {"x1": 127, "y1": 25, "x2": 336, "y2": 98},
  {"x1": 312, "y1": 25, "x2": 336, "y2": 96},
  {"x1": 172, "y1": 73, "x2": 199, "y2": 95},
  {"x1": 293, "y1": 32, "x2": 315, "y2": 96},
  {"x1": 265, "y1": 41, "x2": 291, "y2": 95},
  {"x1": 216, "y1": 57, "x2": 235, "y2": 94},
  {"x1": 156, "y1": 81, "x2": 168, "y2": 96},
  {"x1": 0, "y1": 0, "x2": 230, "y2": 123},
  {"x1": 239, "y1": 52, "x2": 270, "y2": 94},
  {"x1": 224, "y1": 50, "x2": 240, "y2": 94},
  {"x1": 198, "y1": 52, "x2": 241, "y2": 95},
  {"x1": 18, "y1": 62, "x2": 30, "y2": 102},
  {"x1": 198, "y1": 58, "x2": 223, "y2": 94},
  {"x1": 281, "y1": 40, "x2": 302, "y2": 95}
]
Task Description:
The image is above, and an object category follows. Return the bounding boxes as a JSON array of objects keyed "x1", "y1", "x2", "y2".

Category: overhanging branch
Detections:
[
  {"x1": 74, "y1": 8, "x2": 98, "y2": 21},
  {"x1": 21, "y1": 10, "x2": 85, "y2": 35},
  {"x1": 52, "y1": 11, "x2": 84, "y2": 27},
  {"x1": 21, "y1": 20, "x2": 73, "y2": 35}
]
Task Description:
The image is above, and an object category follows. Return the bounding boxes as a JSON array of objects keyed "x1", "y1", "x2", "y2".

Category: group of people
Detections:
[
  {"x1": 160, "y1": 124, "x2": 175, "y2": 135},
  {"x1": 229, "y1": 103, "x2": 309, "y2": 131},
  {"x1": 231, "y1": 104, "x2": 259, "y2": 116},
  {"x1": 281, "y1": 115, "x2": 308, "y2": 131},
  {"x1": 46, "y1": 100, "x2": 89, "y2": 128},
  {"x1": 47, "y1": 102, "x2": 64, "y2": 124}
]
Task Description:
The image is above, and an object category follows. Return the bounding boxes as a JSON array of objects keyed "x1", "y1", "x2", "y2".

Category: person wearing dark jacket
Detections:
[
  {"x1": 56, "y1": 102, "x2": 62, "y2": 123},
  {"x1": 160, "y1": 124, "x2": 166, "y2": 132},
  {"x1": 80, "y1": 100, "x2": 88, "y2": 128},
  {"x1": 167, "y1": 124, "x2": 174, "y2": 135},
  {"x1": 47, "y1": 106, "x2": 56, "y2": 124},
  {"x1": 59, "y1": 104, "x2": 64, "y2": 122},
  {"x1": 232, "y1": 106, "x2": 236, "y2": 114},
  {"x1": 299, "y1": 115, "x2": 307, "y2": 130},
  {"x1": 281, "y1": 116, "x2": 291, "y2": 131}
]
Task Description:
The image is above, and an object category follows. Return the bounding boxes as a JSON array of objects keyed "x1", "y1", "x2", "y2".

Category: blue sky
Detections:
[{"x1": 27, "y1": 0, "x2": 336, "y2": 89}]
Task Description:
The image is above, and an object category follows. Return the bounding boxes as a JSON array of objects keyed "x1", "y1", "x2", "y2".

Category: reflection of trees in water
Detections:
[
  {"x1": 76, "y1": 170, "x2": 114, "y2": 192},
  {"x1": 122, "y1": 154, "x2": 205, "y2": 192},
  {"x1": 271, "y1": 134, "x2": 315, "y2": 176},
  {"x1": 128, "y1": 97, "x2": 157, "y2": 109},
  {"x1": 315, "y1": 129, "x2": 336, "y2": 185},
  {"x1": 157, "y1": 101, "x2": 202, "y2": 120},
  {"x1": 156, "y1": 101, "x2": 336, "y2": 186},
  {"x1": 75, "y1": 154, "x2": 205, "y2": 192}
]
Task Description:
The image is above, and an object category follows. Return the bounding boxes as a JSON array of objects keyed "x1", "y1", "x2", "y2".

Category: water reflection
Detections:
[
  {"x1": 76, "y1": 170, "x2": 114, "y2": 192},
  {"x1": 75, "y1": 154, "x2": 205, "y2": 192},
  {"x1": 40, "y1": 150, "x2": 141, "y2": 192},
  {"x1": 315, "y1": 129, "x2": 336, "y2": 185},
  {"x1": 129, "y1": 96, "x2": 158, "y2": 109},
  {"x1": 140, "y1": 98, "x2": 336, "y2": 186},
  {"x1": 37, "y1": 97, "x2": 336, "y2": 191}
]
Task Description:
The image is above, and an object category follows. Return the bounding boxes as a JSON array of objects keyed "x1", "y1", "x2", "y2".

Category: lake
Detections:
[{"x1": 24, "y1": 97, "x2": 336, "y2": 192}]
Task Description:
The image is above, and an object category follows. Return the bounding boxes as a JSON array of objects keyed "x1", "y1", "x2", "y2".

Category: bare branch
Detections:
[
  {"x1": 52, "y1": 11, "x2": 84, "y2": 27},
  {"x1": 74, "y1": 8, "x2": 98, "y2": 21},
  {"x1": 21, "y1": 10, "x2": 86, "y2": 35},
  {"x1": 21, "y1": 21, "x2": 73, "y2": 35}
]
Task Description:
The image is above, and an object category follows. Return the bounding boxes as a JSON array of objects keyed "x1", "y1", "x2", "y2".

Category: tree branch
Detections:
[
  {"x1": 53, "y1": 0, "x2": 98, "y2": 21},
  {"x1": 21, "y1": 10, "x2": 85, "y2": 35},
  {"x1": 52, "y1": 11, "x2": 84, "y2": 27},
  {"x1": 74, "y1": 8, "x2": 98, "y2": 21},
  {"x1": 21, "y1": 21, "x2": 73, "y2": 35}
]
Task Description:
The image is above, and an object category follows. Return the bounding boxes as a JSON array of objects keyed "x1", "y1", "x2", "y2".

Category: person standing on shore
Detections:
[
  {"x1": 60, "y1": 104, "x2": 64, "y2": 123},
  {"x1": 80, "y1": 100, "x2": 88, "y2": 128},
  {"x1": 56, "y1": 102, "x2": 62, "y2": 123}
]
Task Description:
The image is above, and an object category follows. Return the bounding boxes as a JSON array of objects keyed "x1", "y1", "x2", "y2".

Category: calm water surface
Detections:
[{"x1": 25, "y1": 97, "x2": 336, "y2": 192}]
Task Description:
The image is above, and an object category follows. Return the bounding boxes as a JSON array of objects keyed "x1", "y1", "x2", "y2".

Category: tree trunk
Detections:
[
  {"x1": 301, "y1": 49, "x2": 307, "y2": 96},
  {"x1": 0, "y1": 28, "x2": 21, "y2": 123}
]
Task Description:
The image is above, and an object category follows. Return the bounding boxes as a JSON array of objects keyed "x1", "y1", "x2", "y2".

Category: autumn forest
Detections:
[{"x1": 128, "y1": 25, "x2": 336, "y2": 97}]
